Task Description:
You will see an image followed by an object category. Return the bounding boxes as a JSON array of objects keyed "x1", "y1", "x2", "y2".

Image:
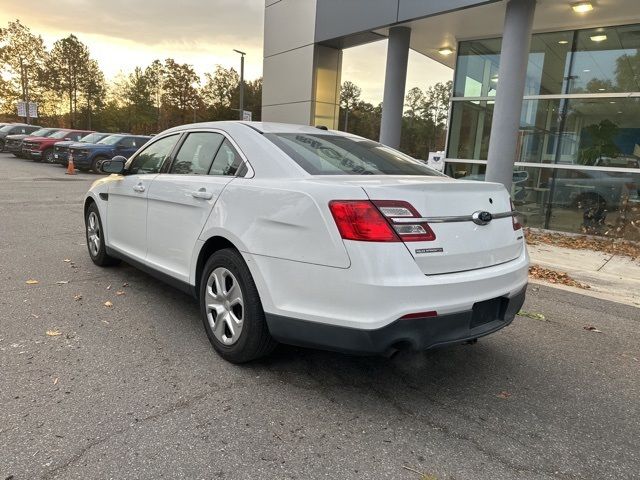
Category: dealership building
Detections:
[{"x1": 262, "y1": 0, "x2": 640, "y2": 237}]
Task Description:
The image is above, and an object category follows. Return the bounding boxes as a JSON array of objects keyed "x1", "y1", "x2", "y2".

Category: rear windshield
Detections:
[
  {"x1": 0, "y1": 125, "x2": 17, "y2": 132},
  {"x1": 265, "y1": 133, "x2": 443, "y2": 176}
]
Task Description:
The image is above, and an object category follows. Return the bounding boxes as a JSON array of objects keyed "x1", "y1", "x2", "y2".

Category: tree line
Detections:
[
  {"x1": 0, "y1": 20, "x2": 261, "y2": 134},
  {"x1": 339, "y1": 80, "x2": 452, "y2": 159},
  {"x1": 1, "y1": 19, "x2": 452, "y2": 156}
]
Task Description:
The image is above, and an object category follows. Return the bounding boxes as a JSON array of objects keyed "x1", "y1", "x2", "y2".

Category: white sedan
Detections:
[{"x1": 85, "y1": 122, "x2": 529, "y2": 363}]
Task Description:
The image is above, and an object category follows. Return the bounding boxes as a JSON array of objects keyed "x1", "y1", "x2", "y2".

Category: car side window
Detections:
[
  {"x1": 128, "y1": 134, "x2": 180, "y2": 175},
  {"x1": 171, "y1": 132, "x2": 224, "y2": 175},
  {"x1": 209, "y1": 139, "x2": 244, "y2": 176},
  {"x1": 119, "y1": 137, "x2": 136, "y2": 148}
]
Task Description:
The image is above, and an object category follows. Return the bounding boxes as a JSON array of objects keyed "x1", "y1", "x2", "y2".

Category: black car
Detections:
[
  {"x1": 0, "y1": 124, "x2": 41, "y2": 151},
  {"x1": 4, "y1": 128, "x2": 62, "y2": 157}
]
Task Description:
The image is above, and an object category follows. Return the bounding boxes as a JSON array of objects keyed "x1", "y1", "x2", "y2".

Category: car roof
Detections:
[{"x1": 160, "y1": 121, "x2": 346, "y2": 137}]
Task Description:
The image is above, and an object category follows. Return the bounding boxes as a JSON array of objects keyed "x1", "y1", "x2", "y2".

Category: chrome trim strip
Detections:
[
  {"x1": 392, "y1": 211, "x2": 517, "y2": 224},
  {"x1": 445, "y1": 158, "x2": 640, "y2": 174}
]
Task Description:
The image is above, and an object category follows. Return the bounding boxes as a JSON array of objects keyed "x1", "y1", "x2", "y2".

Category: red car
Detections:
[{"x1": 22, "y1": 129, "x2": 94, "y2": 163}]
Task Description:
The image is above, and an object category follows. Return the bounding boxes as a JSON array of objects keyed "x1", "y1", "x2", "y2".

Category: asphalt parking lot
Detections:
[{"x1": 1, "y1": 153, "x2": 639, "y2": 480}]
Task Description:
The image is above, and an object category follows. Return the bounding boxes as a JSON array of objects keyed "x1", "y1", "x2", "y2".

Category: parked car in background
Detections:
[
  {"x1": 22, "y1": 129, "x2": 93, "y2": 163},
  {"x1": 68, "y1": 134, "x2": 151, "y2": 172},
  {"x1": 84, "y1": 121, "x2": 528, "y2": 363},
  {"x1": 5, "y1": 128, "x2": 63, "y2": 158},
  {"x1": 53, "y1": 132, "x2": 111, "y2": 166},
  {"x1": 593, "y1": 155, "x2": 640, "y2": 169},
  {"x1": 0, "y1": 124, "x2": 41, "y2": 151}
]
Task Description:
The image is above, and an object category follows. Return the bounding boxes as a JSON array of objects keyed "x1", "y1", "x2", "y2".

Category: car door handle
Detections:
[
  {"x1": 190, "y1": 188, "x2": 213, "y2": 200},
  {"x1": 133, "y1": 184, "x2": 145, "y2": 193}
]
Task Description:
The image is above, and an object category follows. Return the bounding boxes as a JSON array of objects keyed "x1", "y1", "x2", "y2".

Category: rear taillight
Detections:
[
  {"x1": 329, "y1": 201, "x2": 399, "y2": 242},
  {"x1": 373, "y1": 200, "x2": 436, "y2": 242},
  {"x1": 329, "y1": 200, "x2": 436, "y2": 243},
  {"x1": 511, "y1": 200, "x2": 522, "y2": 231}
]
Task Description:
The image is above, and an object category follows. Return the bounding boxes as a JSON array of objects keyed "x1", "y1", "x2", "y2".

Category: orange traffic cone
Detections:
[{"x1": 66, "y1": 155, "x2": 76, "y2": 175}]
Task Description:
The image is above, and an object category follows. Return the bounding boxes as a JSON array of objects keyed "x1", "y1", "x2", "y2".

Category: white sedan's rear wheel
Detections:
[{"x1": 200, "y1": 248, "x2": 276, "y2": 363}]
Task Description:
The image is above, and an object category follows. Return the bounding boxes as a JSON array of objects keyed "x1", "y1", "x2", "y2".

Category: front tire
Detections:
[
  {"x1": 85, "y1": 203, "x2": 120, "y2": 267},
  {"x1": 42, "y1": 148, "x2": 55, "y2": 164},
  {"x1": 91, "y1": 155, "x2": 107, "y2": 173},
  {"x1": 200, "y1": 248, "x2": 276, "y2": 363}
]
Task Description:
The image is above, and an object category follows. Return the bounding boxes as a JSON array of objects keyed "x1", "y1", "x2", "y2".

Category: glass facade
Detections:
[{"x1": 447, "y1": 24, "x2": 640, "y2": 240}]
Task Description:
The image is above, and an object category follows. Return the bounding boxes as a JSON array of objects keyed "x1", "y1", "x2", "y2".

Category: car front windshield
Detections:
[
  {"x1": 97, "y1": 135, "x2": 123, "y2": 145},
  {"x1": 30, "y1": 128, "x2": 53, "y2": 137},
  {"x1": 49, "y1": 130, "x2": 70, "y2": 139},
  {"x1": 265, "y1": 133, "x2": 444, "y2": 176},
  {"x1": 81, "y1": 133, "x2": 106, "y2": 143}
]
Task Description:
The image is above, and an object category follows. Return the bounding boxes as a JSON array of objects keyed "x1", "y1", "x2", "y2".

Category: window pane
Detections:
[
  {"x1": 210, "y1": 139, "x2": 243, "y2": 176},
  {"x1": 454, "y1": 39, "x2": 501, "y2": 97},
  {"x1": 447, "y1": 162, "x2": 640, "y2": 240},
  {"x1": 447, "y1": 101, "x2": 494, "y2": 160},
  {"x1": 128, "y1": 134, "x2": 179, "y2": 175},
  {"x1": 172, "y1": 132, "x2": 224, "y2": 175},
  {"x1": 569, "y1": 24, "x2": 640, "y2": 93},
  {"x1": 449, "y1": 97, "x2": 640, "y2": 167}
]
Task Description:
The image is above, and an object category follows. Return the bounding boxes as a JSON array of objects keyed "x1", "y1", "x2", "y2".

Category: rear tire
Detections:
[
  {"x1": 85, "y1": 203, "x2": 120, "y2": 267},
  {"x1": 200, "y1": 248, "x2": 276, "y2": 363}
]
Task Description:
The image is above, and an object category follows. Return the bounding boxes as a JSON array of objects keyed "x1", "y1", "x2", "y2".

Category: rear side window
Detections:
[
  {"x1": 128, "y1": 134, "x2": 180, "y2": 174},
  {"x1": 171, "y1": 132, "x2": 224, "y2": 175},
  {"x1": 265, "y1": 133, "x2": 443, "y2": 176},
  {"x1": 210, "y1": 139, "x2": 244, "y2": 176}
]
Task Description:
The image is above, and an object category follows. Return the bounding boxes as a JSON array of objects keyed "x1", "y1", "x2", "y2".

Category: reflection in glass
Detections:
[{"x1": 447, "y1": 162, "x2": 640, "y2": 240}]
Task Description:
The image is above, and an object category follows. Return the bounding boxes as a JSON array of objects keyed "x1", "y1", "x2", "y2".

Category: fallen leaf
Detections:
[
  {"x1": 53, "y1": 377, "x2": 58, "y2": 385},
  {"x1": 63, "y1": 259, "x2": 71, "y2": 263},
  {"x1": 115, "y1": 290, "x2": 126, "y2": 296},
  {"x1": 56, "y1": 281, "x2": 69, "y2": 285},
  {"x1": 525, "y1": 228, "x2": 640, "y2": 260},
  {"x1": 104, "y1": 301, "x2": 113, "y2": 308},
  {"x1": 122, "y1": 282, "x2": 129, "y2": 287},
  {"x1": 74, "y1": 294, "x2": 82, "y2": 301},
  {"x1": 528, "y1": 265, "x2": 590, "y2": 289},
  {"x1": 26, "y1": 279, "x2": 39, "y2": 285},
  {"x1": 70, "y1": 265, "x2": 78, "y2": 269},
  {"x1": 46, "y1": 330, "x2": 62, "y2": 337},
  {"x1": 31, "y1": 313, "x2": 39, "y2": 319},
  {"x1": 583, "y1": 325, "x2": 602, "y2": 333},
  {"x1": 517, "y1": 310, "x2": 546, "y2": 321},
  {"x1": 496, "y1": 391, "x2": 512, "y2": 399},
  {"x1": 106, "y1": 284, "x2": 111, "y2": 290}
]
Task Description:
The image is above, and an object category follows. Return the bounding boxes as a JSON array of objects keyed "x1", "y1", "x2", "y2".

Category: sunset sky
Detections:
[{"x1": 0, "y1": 0, "x2": 452, "y2": 104}]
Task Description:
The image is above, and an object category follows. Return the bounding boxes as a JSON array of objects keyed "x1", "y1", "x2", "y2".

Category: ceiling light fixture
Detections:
[
  {"x1": 590, "y1": 34, "x2": 607, "y2": 42},
  {"x1": 571, "y1": 2, "x2": 594, "y2": 13},
  {"x1": 583, "y1": 69, "x2": 591, "y2": 72},
  {"x1": 558, "y1": 40, "x2": 569, "y2": 44},
  {"x1": 438, "y1": 47, "x2": 454, "y2": 56}
]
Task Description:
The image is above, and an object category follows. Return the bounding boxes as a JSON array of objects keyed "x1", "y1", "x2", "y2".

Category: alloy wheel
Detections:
[
  {"x1": 205, "y1": 267, "x2": 244, "y2": 345},
  {"x1": 86, "y1": 211, "x2": 101, "y2": 257}
]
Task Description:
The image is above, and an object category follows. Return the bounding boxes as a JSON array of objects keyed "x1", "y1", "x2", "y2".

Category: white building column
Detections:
[
  {"x1": 379, "y1": 26, "x2": 411, "y2": 148},
  {"x1": 485, "y1": 0, "x2": 536, "y2": 190}
]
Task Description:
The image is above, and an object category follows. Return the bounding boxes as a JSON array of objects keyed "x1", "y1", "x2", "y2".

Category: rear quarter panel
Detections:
[{"x1": 197, "y1": 178, "x2": 369, "y2": 271}]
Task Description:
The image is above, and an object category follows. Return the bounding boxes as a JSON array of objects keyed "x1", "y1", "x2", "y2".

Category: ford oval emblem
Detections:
[{"x1": 472, "y1": 210, "x2": 493, "y2": 225}]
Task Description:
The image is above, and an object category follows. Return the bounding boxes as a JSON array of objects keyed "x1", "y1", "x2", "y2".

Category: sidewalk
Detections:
[{"x1": 528, "y1": 242, "x2": 640, "y2": 308}]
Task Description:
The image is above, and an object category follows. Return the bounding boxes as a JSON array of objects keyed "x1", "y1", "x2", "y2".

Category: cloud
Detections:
[{"x1": 0, "y1": 0, "x2": 264, "y2": 47}]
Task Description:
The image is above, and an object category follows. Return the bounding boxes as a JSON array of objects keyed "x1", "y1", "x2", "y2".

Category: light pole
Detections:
[{"x1": 233, "y1": 49, "x2": 246, "y2": 120}]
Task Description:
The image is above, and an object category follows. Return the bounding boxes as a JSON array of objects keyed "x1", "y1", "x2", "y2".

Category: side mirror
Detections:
[{"x1": 100, "y1": 156, "x2": 127, "y2": 174}]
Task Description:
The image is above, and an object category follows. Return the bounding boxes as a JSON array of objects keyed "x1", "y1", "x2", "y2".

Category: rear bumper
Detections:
[{"x1": 266, "y1": 286, "x2": 526, "y2": 355}]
